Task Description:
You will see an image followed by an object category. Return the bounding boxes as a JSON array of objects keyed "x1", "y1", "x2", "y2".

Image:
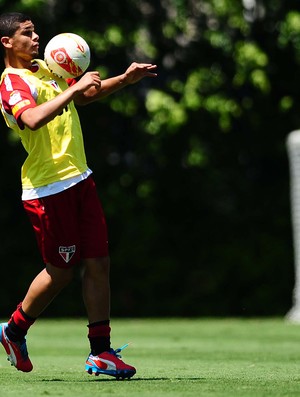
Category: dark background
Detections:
[{"x1": 0, "y1": 0, "x2": 298, "y2": 318}]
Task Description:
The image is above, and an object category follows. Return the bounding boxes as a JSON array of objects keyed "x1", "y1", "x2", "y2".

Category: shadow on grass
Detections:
[{"x1": 41, "y1": 377, "x2": 202, "y2": 383}]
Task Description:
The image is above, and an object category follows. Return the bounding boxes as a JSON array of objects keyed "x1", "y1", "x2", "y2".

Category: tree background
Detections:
[{"x1": 0, "y1": 0, "x2": 299, "y2": 317}]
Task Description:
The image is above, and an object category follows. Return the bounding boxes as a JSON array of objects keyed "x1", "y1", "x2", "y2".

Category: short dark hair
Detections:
[{"x1": 0, "y1": 12, "x2": 31, "y2": 38}]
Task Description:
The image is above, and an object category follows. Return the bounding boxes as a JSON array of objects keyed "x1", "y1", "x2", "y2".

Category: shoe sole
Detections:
[{"x1": 85, "y1": 365, "x2": 136, "y2": 380}]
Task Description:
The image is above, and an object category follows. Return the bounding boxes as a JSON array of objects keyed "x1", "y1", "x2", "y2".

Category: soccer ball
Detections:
[{"x1": 44, "y1": 33, "x2": 90, "y2": 79}]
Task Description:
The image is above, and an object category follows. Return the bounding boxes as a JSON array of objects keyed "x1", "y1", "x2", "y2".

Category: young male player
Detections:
[{"x1": 0, "y1": 12, "x2": 157, "y2": 378}]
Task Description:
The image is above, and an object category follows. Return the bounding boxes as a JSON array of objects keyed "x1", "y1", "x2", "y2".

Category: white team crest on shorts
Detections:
[{"x1": 59, "y1": 245, "x2": 76, "y2": 263}]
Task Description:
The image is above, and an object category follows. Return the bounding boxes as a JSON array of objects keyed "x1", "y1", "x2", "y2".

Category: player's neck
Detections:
[{"x1": 4, "y1": 54, "x2": 33, "y2": 70}]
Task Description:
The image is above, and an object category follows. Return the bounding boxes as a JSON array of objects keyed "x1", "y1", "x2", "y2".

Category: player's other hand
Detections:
[
  {"x1": 76, "y1": 71, "x2": 101, "y2": 93},
  {"x1": 123, "y1": 62, "x2": 157, "y2": 85}
]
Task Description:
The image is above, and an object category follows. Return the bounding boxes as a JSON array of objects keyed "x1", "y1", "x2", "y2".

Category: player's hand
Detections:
[
  {"x1": 123, "y1": 62, "x2": 157, "y2": 85},
  {"x1": 76, "y1": 71, "x2": 101, "y2": 93}
]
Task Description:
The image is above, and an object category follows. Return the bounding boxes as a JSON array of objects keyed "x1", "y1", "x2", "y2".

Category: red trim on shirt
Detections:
[
  {"x1": 0, "y1": 73, "x2": 76, "y2": 130},
  {"x1": 0, "y1": 74, "x2": 36, "y2": 129}
]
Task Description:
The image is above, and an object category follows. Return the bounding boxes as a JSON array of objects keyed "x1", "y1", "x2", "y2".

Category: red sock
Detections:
[
  {"x1": 88, "y1": 320, "x2": 111, "y2": 355},
  {"x1": 7, "y1": 302, "x2": 36, "y2": 341}
]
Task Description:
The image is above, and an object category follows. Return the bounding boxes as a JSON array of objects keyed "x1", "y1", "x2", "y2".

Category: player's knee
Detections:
[
  {"x1": 46, "y1": 263, "x2": 74, "y2": 288},
  {"x1": 82, "y1": 256, "x2": 110, "y2": 278}
]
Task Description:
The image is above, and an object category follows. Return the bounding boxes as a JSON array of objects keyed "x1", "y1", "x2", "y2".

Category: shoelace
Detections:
[{"x1": 111, "y1": 343, "x2": 130, "y2": 358}]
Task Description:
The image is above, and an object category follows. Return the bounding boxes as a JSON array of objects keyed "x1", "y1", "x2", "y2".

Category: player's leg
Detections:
[
  {"x1": 82, "y1": 256, "x2": 111, "y2": 354},
  {"x1": 79, "y1": 177, "x2": 136, "y2": 379},
  {"x1": 82, "y1": 257, "x2": 136, "y2": 379},
  {"x1": 0, "y1": 190, "x2": 79, "y2": 372},
  {"x1": 22, "y1": 263, "x2": 74, "y2": 318},
  {"x1": 82, "y1": 256, "x2": 111, "y2": 324},
  {"x1": 0, "y1": 263, "x2": 73, "y2": 372}
]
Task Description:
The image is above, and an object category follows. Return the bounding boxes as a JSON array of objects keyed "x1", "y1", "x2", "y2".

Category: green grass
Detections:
[{"x1": 1, "y1": 318, "x2": 300, "y2": 396}]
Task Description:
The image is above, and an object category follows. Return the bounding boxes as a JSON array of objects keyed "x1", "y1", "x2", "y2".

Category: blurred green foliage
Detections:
[{"x1": 0, "y1": 0, "x2": 298, "y2": 318}]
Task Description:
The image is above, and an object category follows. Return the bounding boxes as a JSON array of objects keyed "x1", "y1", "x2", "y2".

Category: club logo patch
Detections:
[
  {"x1": 9, "y1": 90, "x2": 22, "y2": 106},
  {"x1": 59, "y1": 245, "x2": 76, "y2": 263},
  {"x1": 49, "y1": 80, "x2": 59, "y2": 90}
]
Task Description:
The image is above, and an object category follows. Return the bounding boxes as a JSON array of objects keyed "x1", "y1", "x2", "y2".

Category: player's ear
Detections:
[{"x1": 0, "y1": 36, "x2": 13, "y2": 49}]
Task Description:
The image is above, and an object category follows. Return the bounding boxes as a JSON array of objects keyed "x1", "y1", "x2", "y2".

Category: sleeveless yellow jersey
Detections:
[{"x1": 0, "y1": 59, "x2": 88, "y2": 189}]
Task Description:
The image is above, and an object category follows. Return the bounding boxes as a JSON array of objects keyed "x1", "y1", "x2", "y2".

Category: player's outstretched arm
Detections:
[
  {"x1": 20, "y1": 72, "x2": 101, "y2": 130},
  {"x1": 75, "y1": 62, "x2": 157, "y2": 105}
]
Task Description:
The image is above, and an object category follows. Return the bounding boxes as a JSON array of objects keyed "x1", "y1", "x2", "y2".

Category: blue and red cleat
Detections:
[
  {"x1": 1, "y1": 322, "x2": 135, "y2": 379},
  {"x1": 85, "y1": 344, "x2": 136, "y2": 380},
  {"x1": 0, "y1": 323, "x2": 33, "y2": 372}
]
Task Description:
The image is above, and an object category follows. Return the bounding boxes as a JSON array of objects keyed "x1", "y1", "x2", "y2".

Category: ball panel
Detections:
[
  {"x1": 48, "y1": 48, "x2": 85, "y2": 78},
  {"x1": 44, "y1": 33, "x2": 90, "y2": 79}
]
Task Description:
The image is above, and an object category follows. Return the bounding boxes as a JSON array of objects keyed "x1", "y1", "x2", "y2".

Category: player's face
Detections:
[{"x1": 10, "y1": 20, "x2": 39, "y2": 61}]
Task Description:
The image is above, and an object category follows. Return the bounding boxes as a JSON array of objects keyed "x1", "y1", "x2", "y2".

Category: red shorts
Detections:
[{"x1": 23, "y1": 176, "x2": 109, "y2": 268}]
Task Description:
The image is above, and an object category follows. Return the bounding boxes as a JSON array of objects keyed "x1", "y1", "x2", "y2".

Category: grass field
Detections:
[{"x1": 0, "y1": 318, "x2": 300, "y2": 396}]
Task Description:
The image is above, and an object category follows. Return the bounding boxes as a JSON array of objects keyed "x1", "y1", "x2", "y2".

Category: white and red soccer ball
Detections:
[{"x1": 44, "y1": 33, "x2": 90, "y2": 79}]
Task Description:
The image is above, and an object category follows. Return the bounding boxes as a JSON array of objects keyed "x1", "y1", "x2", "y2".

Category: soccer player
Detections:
[{"x1": 0, "y1": 12, "x2": 157, "y2": 378}]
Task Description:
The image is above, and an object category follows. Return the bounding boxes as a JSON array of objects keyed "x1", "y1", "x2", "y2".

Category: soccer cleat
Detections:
[
  {"x1": 85, "y1": 344, "x2": 136, "y2": 380},
  {"x1": 0, "y1": 323, "x2": 33, "y2": 372}
]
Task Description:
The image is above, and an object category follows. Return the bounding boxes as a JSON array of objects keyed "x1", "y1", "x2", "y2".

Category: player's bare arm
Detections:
[
  {"x1": 74, "y1": 62, "x2": 157, "y2": 106},
  {"x1": 20, "y1": 71, "x2": 101, "y2": 130}
]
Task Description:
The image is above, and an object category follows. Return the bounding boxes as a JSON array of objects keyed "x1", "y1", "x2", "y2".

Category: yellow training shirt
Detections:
[{"x1": 0, "y1": 59, "x2": 88, "y2": 189}]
